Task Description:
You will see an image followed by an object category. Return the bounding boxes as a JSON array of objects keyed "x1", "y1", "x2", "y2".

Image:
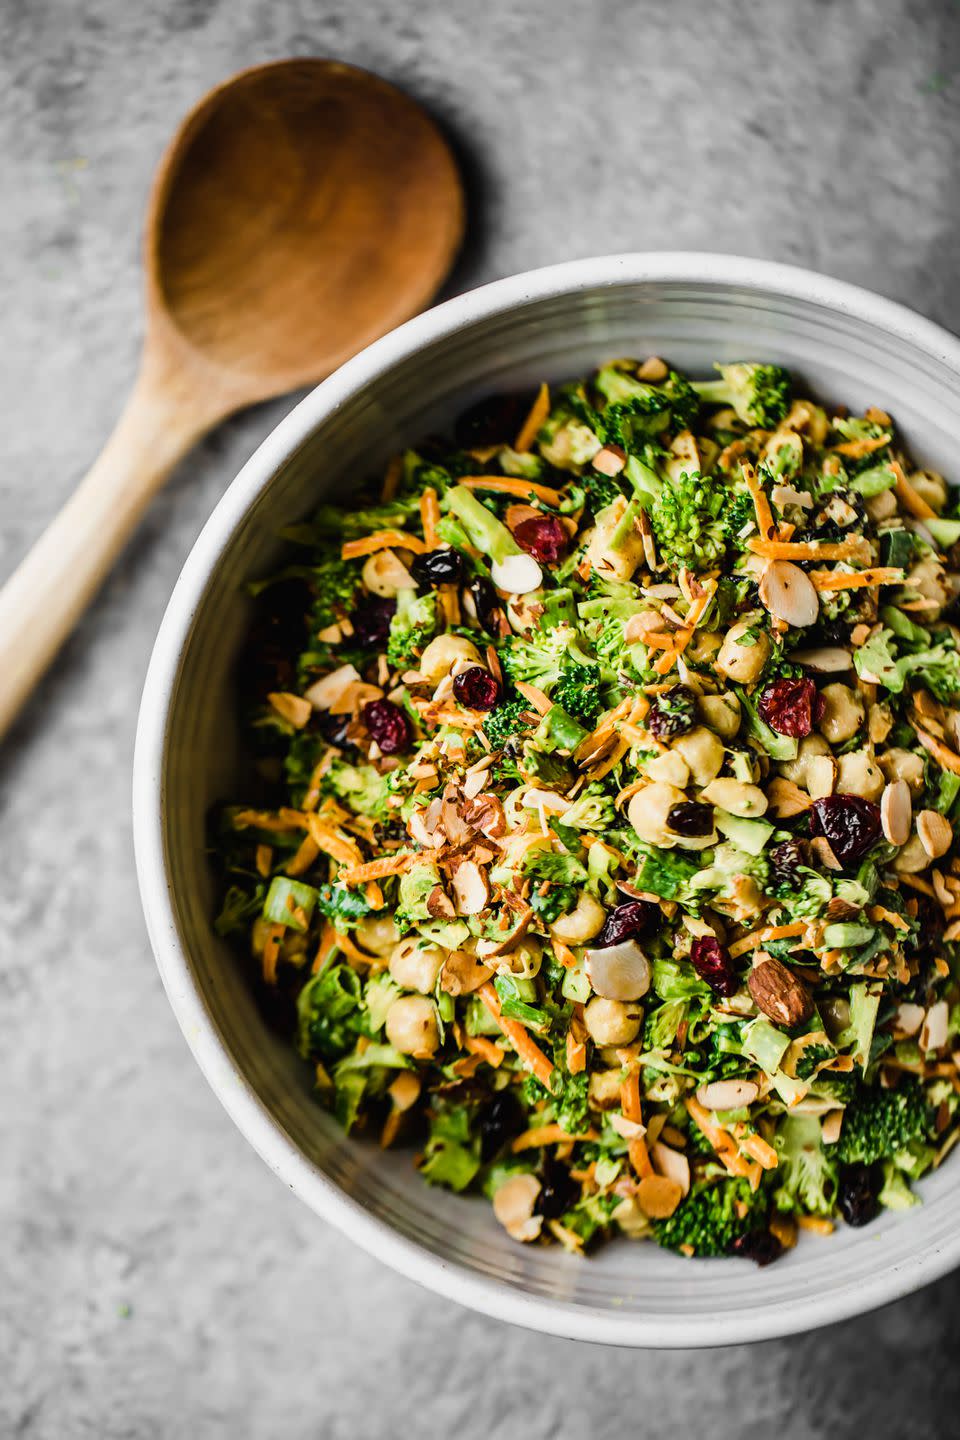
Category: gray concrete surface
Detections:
[{"x1": 3, "y1": 1, "x2": 960, "y2": 1435}]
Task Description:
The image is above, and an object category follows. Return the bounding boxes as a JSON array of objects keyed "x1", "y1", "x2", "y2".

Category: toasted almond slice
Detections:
[
  {"x1": 650, "y1": 1141, "x2": 691, "y2": 1196},
  {"x1": 758, "y1": 559, "x2": 820, "y2": 627},
  {"x1": 806, "y1": 754, "x2": 838, "y2": 801},
  {"x1": 584, "y1": 940, "x2": 651, "y2": 1002},
  {"x1": 610, "y1": 1113, "x2": 647, "y2": 1140},
  {"x1": 440, "y1": 949, "x2": 495, "y2": 996},
  {"x1": 450, "y1": 860, "x2": 490, "y2": 915},
  {"x1": 895, "y1": 1001, "x2": 925, "y2": 1038},
  {"x1": 821, "y1": 1110, "x2": 844, "y2": 1147},
  {"x1": 492, "y1": 1173, "x2": 543, "y2": 1242},
  {"x1": 388, "y1": 1071, "x2": 422, "y2": 1112},
  {"x1": 593, "y1": 444, "x2": 627, "y2": 476},
  {"x1": 636, "y1": 1174, "x2": 684, "y2": 1220},
  {"x1": 881, "y1": 780, "x2": 912, "y2": 846},
  {"x1": 491, "y1": 552, "x2": 543, "y2": 593},
  {"x1": 638, "y1": 355, "x2": 669, "y2": 381},
  {"x1": 789, "y1": 646, "x2": 853, "y2": 672},
  {"x1": 267, "y1": 691, "x2": 312, "y2": 728},
  {"x1": 696, "y1": 1079, "x2": 760, "y2": 1111},
  {"x1": 918, "y1": 809, "x2": 953, "y2": 860},
  {"x1": 767, "y1": 776, "x2": 813, "y2": 818},
  {"x1": 304, "y1": 663, "x2": 361, "y2": 711},
  {"x1": 920, "y1": 999, "x2": 949, "y2": 1052}
]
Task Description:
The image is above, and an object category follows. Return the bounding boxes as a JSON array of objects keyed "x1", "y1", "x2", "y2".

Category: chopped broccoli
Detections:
[
  {"x1": 323, "y1": 759, "x2": 392, "y2": 820},
  {"x1": 594, "y1": 365, "x2": 700, "y2": 447},
  {"x1": 308, "y1": 556, "x2": 362, "y2": 630},
  {"x1": 420, "y1": 1103, "x2": 481, "y2": 1192},
  {"x1": 558, "y1": 782, "x2": 616, "y2": 831},
  {"x1": 550, "y1": 660, "x2": 604, "y2": 724},
  {"x1": 722, "y1": 490, "x2": 757, "y2": 547},
  {"x1": 772, "y1": 1114, "x2": 838, "y2": 1216},
  {"x1": 794, "y1": 1042, "x2": 836, "y2": 1080},
  {"x1": 297, "y1": 961, "x2": 369, "y2": 1063},
  {"x1": 284, "y1": 494, "x2": 421, "y2": 544},
  {"x1": 315, "y1": 882, "x2": 373, "y2": 927},
  {"x1": 649, "y1": 471, "x2": 729, "y2": 569},
  {"x1": 387, "y1": 589, "x2": 440, "y2": 668},
  {"x1": 693, "y1": 362, "x2": 791, "y2": 429},
  {"x1": 214, "y1": 883, "x2": 265, "y2": 937},
  {"x1": 482, "y1": 697, "x2": 537, "y2": 749},
  {"x1": 653, "y1": 1179, "x2": 766, "y2": 1257},
  {"x1": 835, "y1": 1081, "x2": 932, "y2": 1166}
]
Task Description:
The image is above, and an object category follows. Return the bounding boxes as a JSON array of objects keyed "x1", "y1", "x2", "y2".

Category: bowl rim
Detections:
[{"x1": 134, "y1": 251, "x2": 960, "y2": 1347}]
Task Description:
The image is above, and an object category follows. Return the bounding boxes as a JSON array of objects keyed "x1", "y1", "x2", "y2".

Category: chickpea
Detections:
[
  {"x1": 588, "y1": 1069, "x2": 624, "y2": 1109},
  {"x1": 836, "y1": 748, "x2": 884, "y2": 802},
  {"x1": 361, "y1": 548, "x2": 415, "y2": 598},
  {"x1": 385, "y1": 995, "x2": 440, "y2": 1057},
  {"x1": 865, "y1": 487, "x2": 897, "y2": 522},
  {"x1": 818, "y1": 683, "x2": 865, "y2": 745},
  {"x1": 905, "y1": 558, "x2": 950, "y2": 617},
  {"x1": 418, "y1": 633, "x2": 483, "y2": 684},
  {"x1": 497, "y1": 937, "x2": 543, "y2": 981},
  {"x1": 643, "y1": 748, "x2": 691, "y2": 787},
  {"x1": 672, "y1": 726, "x2": 725, "y2": 785},
  {"x1": 356, "y1": 914, "x2": 401, "y2": 957},
  {"x1": 585, "y1": 498, "x2": 646, "y2": 582},
  {"x1": 550, "y1": 891, "x2": 607, "y2": 944},
  {"x1": 910, "y1": 470, "x2": 947, "y2": 512},
  {"x1": 697, "y1": 692, "x2": 741, "y2": 740},
  {"x1": 627, "y1": 782, "x2": 687, "y2": 848},
  {"x1": 780, "y1": 733, "x2": 831, "y2": 787},
  {"x1": 686, "y1": 630, "x2": 723, "y2": 664},
  {"x1": 700, "y1": 777, "x2": 768, "y2": 817},
  {"x1": 389, "y1": 937, "x2": 446, "y2": 994},
  {"x1": 584, "y1": 997, "x2": 642, "y2": 1047},
  {"x1": 716, "y1": 617, "x2": 771, "y2": 684},
  {"x1": 878, "y1": 747, "x2": 925, "y2": 795}
]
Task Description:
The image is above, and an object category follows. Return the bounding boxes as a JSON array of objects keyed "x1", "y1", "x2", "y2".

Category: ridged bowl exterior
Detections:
[{"x1": 134, "y1": 254, "x2": 960, "y2": 1345}]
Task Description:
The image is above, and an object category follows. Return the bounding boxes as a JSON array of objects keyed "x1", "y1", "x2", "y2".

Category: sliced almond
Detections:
[
  {"x1": 920, "y1": 999, "x2": 949, "y2": 1053},
  {"x1": 650, "y1": 1141, "x2": 691, "y2": 1196},
  {"x1": 806, "y1": 754, "x2": 838, "y2": 801},
  {"x1": 917, "y1": 809, "x2": 953, "y2": 860},
  {"x1": 267, "y1": 691, "x2": 312, "y2": 728},
  {"x1": 637, "y1": 355, "x2": 668, "y2": 381},
  {"x1": 821, "y1": 1110, "x2": 844, "y2": 1146},
  {"x1": 362, "y1": 548, "x2": 416, "y2": 596},
  {"x1": 610, "y1": 1112, "x2": 646, "y2": 1140},
  {"x1": 461, "y1": 792, "x2": 507, "y2": 838},
  {"x1": 881, "y1": 780, "x2": 912, "y2": 846},
  {"x1": 624, "y1": 610, "x2": 663, "y2": 643},
  {"x1": 809, "y1": 836, "x2": 842, "y2": 871},
  {"x1": 894, "y1": 1001, "x2": 925, "y2": 1038},
  {"x1": 696, "y1": 1079, "x2": 760, "y2": 1111},
  {"x1": 636, "y1": 1174, "x2": 683, "y2": 1220},
  {"x1": 758, "y1": 559, "x2": 820, "y2": 628},
  {"x1": 304, "y1": 663, "x2": 361, "y2": 711},
  {"x1": 767, "y1": 776, "x2": 813, "y2": 818},
  {"x1": 789, "y1": 646, "x2": 852, "y2": 673},
  {"x1": 492, "y1": 1173, "x2": 543, "y2": 1243},
  {"x1": 440, "y1": 949, "x2": 495, "y2": 996},
  {"x1": 584, "y1": 940, "x2": 651, "y2": 1002},
  {"x1": 593, "y1": 444, "x2": 627, "y2": 476},
  {"x1": 440, "y1": 788, "x2": 474, "y2": 846},
  {"x1": 491, "y1": 553, "x2": 543, "y2": 594},
  {"x1": 426, "y1": 885, "x2": 456, "y2": 919},
  {"x1": 388, "y1": 1071, "x2": 422, "y2": 1112},
  {"x1": 450, "y1": 860, "x2": 490, "y2": 916}
]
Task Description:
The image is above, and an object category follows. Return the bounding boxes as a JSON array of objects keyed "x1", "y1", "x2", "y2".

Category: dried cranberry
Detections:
[
  {"x1": 410, "y1": 547, "x2": 464, "y2": 588},
  {"x1": 362, "y1": 698, "x2": 412, "y2": 755},
  {"x1": 453, "y1": 666, "x2": 501, "y2": 711},
  {"x1": 667, "y1": 801, "x2": 714, "y2": 837},
  {"x1": 595, "y1": 900, "x2": 659, "y2": 948},
  {"x1": 838, "y1": 1163, "x2": 880, "y2": 1227},
  {"x1": 647, "y1": 685, "x2": 696, "y2": 739},
  {"x1": 810, "y1": 794, "x2": 881, "y2": 867},
  {"x1": 512, "y1": 515, "x2": 568, "y2": 565},
  {"x1": 535, "y1": 1156, "x2": 579, "y2": 1220},
  {"x1": 464, "y1": 576, "x2": 500, "y2": 634},
  {"x1": 478, "y1": 1090, "x2": 526, "y2": 1161},
  {"x1": 317, "y1": 710, "x2": 353, "y2": 747},
  {"x1": 690, "y1": 936, "x2": 738, "y2": 997},
  {"x1": 769, "y1": 839, "x2": 805, "y2": 891},
  {"x1": 758, "y1": 677, "x2": 823, "y2": 738},
  {"x1": 730, "y1": 1228, "x2": 783, "y2": 1266},
  {"x1": 352, "y1": 597, "x2": 395, "y2": 649}
]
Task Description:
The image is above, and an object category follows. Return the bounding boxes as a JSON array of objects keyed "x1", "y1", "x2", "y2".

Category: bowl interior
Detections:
[{"x1": 148, "y1": 266, "x2": 960, "y2": 1344}]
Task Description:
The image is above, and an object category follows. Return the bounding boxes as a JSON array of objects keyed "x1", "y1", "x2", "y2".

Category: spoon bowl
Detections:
[{"x1": 0, "y1": 59, "x2": 463, "y2": 738}]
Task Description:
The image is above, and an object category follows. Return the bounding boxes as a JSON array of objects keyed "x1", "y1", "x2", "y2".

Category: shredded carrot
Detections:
[
  {"x1": 458, "y1": 475, "x2": 567, "y2": 506},
  {"x1": 285, "y1": 834, "x2": 321, "y2": 878},
  {"x1": 737, "y1": 1131, "x2": 779, "y2": 1170},
  {"x1": 551, "y1": 938, "x2": 579, "y2": 970},
  {"x1": 365, "y1": 880, "x2": 385, "y2": 910},
  {"x1": 234, "y1": 807, "x2": 307, "y2": 833},
  {"x1": 255, "y1": 844, "x2": 273, "y2": 878},
  {"x1": 514, "y1": 381, "x2": 550, "y2": 452},
  {"x1": 746, "y1": 537, "x2": 869, "y2": 562},
  {"x1": 261, "y1": 923, "x2": 284, "y2": 985},
  {"x1": 583, "y1": 737, "x2": 630, "y2": 781},
  {"x1": 335, "y1": 931, "x2": 378, "y2": 968},
  {"x1": 831, "y1": 432, "x2": 891, "y2": 459},
  {"x1": 464, "y1": 1034, "x2": 504, "y2": 1067},
  {"x1": 566, "y1": 1030, "x2": 587, "y2": 1075},
  {"x1": 305, "y1": 814, "x2": 365, "y2": 868},
  {"x1": 340, "y1": 529, "x2": 427, "y2": 559},
  {"x1": 620, "y1": 1069, "x2": 643, "y2": 1124},
  {"x1": 809, "y1": 567, "x2": 903, "y2": 591},
  {"x1": 728, "y1": 922, "x2": 808, "y2": 958},
  {"x1": 867, "y1": 904, "x2": 910, "y2": 931},
  {"x1": 379, "y1": 453, "x2": 403, "y2": 503},
  {"x1": 742, "y1": 461, "x2": 776, "y2": 539},
  {"x1": 914, "y1": 726, "x2": 960, "y2": 776},
  {"x1": 478, "y1": 982, "x2": 555, "y2": 1086},
  {"x1": 512, "y1": 1123, "x2": 596, "y2": 1153},
  {"x1": 628, "y1": 1134, "x2": 655, "y2": 1178},
  {"x1": 890, "y1": 460, "x2": 936, "y2": 519},
  {"x1": 796, "y1": 1215, "x2": 835, "y2": 1235},
  {"x1": 311, "y1": 922, "x2": 339, "y2": 974},
  {"x1": 420, "y1": 487, "x2": 440, "y2": 549},
  {"x1": 338, "y1": 850, "x2": 415, "y2": 886}
]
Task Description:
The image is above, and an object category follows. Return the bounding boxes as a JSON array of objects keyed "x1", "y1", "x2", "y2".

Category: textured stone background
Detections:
[{"x1": 4, "y1": 1, "x2": 960, "y2": 1435}]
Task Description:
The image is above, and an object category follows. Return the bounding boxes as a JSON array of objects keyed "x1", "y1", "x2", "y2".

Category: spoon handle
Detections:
[{"x1": 0, "y1": 366, "x2": 214, "y2": 739}]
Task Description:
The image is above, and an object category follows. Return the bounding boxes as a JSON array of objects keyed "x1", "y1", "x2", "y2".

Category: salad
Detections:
[{"x1": 214, "y1": 358, "x2": 960, "y2": 1261}]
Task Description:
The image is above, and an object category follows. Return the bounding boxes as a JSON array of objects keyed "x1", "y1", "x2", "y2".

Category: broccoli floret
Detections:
[
  {"x1": 772, "y1": 1114, "x2": 838, "y2": 1216},
  {"x1": 649, "y1": 471, "x2": 728, "y2": 569},
  {"x1": 794, "y1": 1043, "x2": 836, "y2": 1081},
  {"x1": 309, "y1": 556, "x2": 362, "y2": 630},
  {"x1": 653, "y1": 1179, "x2": 766, "y2": 1257},
  {"x1": 582, "y1": 471, "x2": 629, "y2": 514},
  {"x1": 387, "y1": 590, "x2": 440, "y2": 668},
  {"x1": 836, "y1": 1082, "x2": 933, "y2": 1166},
  {"x1": 558, "y1": 782, "x2": 616, "y2": 831},
  {"x1": 693, "y1": 363, "x2": 791, "y2": 429},
  {"x1": 500, "y1": 628, "x2": 572, "y2": 691},
  {"x1": 482, "y1": 698, "x2": 536, "y2": 749},
  {"x1": 594, "y1": 366, "x2": 699, "y2": 450},
  {"x1": 722, "y1": 490, "x2": 757, "y2": 547},
  {"x1": 551, "y1": 660, "x2": 604, "y2": 724}
]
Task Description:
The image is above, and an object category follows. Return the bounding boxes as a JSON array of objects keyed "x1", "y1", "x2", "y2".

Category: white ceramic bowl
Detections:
[{"x1": 134, "y1": 253, "x2": 960, "y2": 1346}]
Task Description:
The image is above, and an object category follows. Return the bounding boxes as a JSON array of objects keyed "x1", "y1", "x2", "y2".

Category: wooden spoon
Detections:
[{"x1": 0, "y1": 59, "x2": 463, "y2": 738}]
